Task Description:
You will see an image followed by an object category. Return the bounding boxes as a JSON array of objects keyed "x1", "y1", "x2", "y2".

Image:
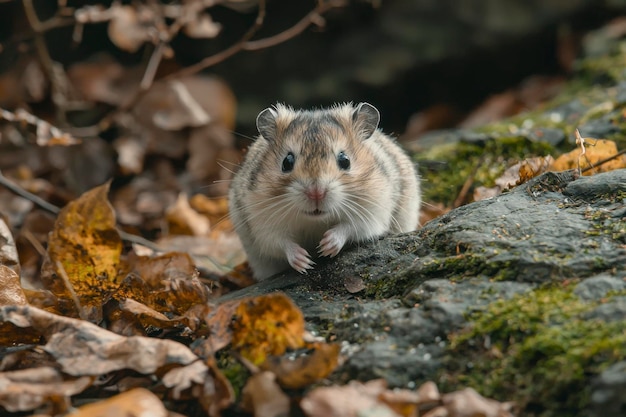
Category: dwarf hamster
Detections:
[{"x1": 229, "y1": 102, "x2": 421, "y2": 280}]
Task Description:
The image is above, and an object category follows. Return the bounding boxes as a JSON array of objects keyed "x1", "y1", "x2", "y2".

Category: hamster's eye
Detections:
[
  {"x1": 337, "y1": 151, "x2": 350, "y2": 170},
  {"x1": 282, "y1": 152, "x2": 295, "y2": 172}
]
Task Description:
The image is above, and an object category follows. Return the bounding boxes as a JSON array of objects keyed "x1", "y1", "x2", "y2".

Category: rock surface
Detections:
[{"x1": 221, "y1": 169, "x2": 626, "y2": 416}]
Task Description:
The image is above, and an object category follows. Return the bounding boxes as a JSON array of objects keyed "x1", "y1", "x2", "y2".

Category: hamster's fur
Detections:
[{"x1": 229, "y1": 102, "x2": 421, "y2": 280}]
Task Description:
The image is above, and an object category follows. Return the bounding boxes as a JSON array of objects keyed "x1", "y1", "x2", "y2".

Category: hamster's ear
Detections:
[
  {"x1": 352, "y1": 102, "x2": 380, "y2": 139},
  {"x1": 256, "y1": 107, "x2": 278, "y2": 141}
]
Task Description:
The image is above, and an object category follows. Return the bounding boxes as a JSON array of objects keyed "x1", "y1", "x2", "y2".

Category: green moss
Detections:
[
  {"x1": 445, "y1": 284, "x2": 626, "y2": 416},
  {"x1": 417, "y1": 136, "x2": 554, "y2": 206},
  {"x1": 217, "y1": 353, "x2": 250, "y2": 397}
]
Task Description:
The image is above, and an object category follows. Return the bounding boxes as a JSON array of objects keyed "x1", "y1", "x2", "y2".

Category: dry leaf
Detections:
[
  {"x1": 231, "y1": 293, "x2": 306, "y2": 365},
  {"x1": 441, "y1": 388, "x2": 515, "y2": 417},
  {"x1": 0, "y1": 265, "x2": 28, "y2": 306},
  {"x1": 241, "y1": 371, "x2": 291, "y2": 417},
  {"x1": 550, "y1": 138, "x2": 626, "y2": 174},
  {"x1": 0, "y1": 367, "x2": 92, "y2": 413},
  {"x1": 0, "y1": 216, "x2": 20, "y2": 274},
  {"x1": 42, "y1": 181, "x2": 122, "y2": 321},
  {"x1": 70, "y1": 387, "x2": 169, "y2": 417},
  {"x1": 116, "y1": 251, "x2": 209, "y2": 315},
  {"x1": 474, "y1": 155, "x2": 555, "y2": 201},
  {"x1": 165, "y1": 193, "x2": 211, "y2": 236},
  {"x1": 162, "y1": 360, "x2": 209, "y2": 399},
  {"x1": 108, "y1": 5, "x2": 154, "y2": 53},
  {"x1": 0, "y1": 305, "x2": 199, "y2": 376},
  {"x1": 264, "y1": 342, "x2": 340, "y2": 389},
  {"x1": 301, "y1": 380, "x2": 401, "y2": 417}
]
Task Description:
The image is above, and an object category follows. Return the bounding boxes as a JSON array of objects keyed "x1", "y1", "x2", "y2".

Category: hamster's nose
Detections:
[{"x1": 305, "y1": 186, "x2": 327, "y2": 203}]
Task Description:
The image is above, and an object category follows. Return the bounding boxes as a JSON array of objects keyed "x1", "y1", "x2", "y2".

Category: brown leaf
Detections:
[
  {"x1": 0, "y1": 366, "x2": 92, "y2": 413},
  {"x1": 0, "y1": 305, "x2": 199, "y2": 376},
  {"x1": 70, "y1": 387, "x2": 169, "y2": 417},
  {"x1": 264, "y1": 342, "x2": 340, "y2": 389},
  {"x1": 300, "y1": 380, "x2": 401, "y2": 417},
  {"x1": 43, "y1": 181, "x2": 122, "y2": 321},
  {"x1": 0, "y1": 265, "x2": 28, "y2": 306},
  {"x1": 195, "y1": 299, "x2": 241, "y2": 357},
  {"x1": 231, "y1": 293, "x2": 306, "y2": 365},
  {"x1": 0, "y1": 212, "x2": 20, "y2": 275},
  {"x1": 116, "y1": 251, "x2": 210, "y2": 315},
  {"x1": 378, "y1": 388, "x2": 421, "y2": 417},
  {"x1": 474, "y1": 156, "x2": 555, "y2": 201},
  {"x1": 165, "y1": 193, "x2": 211, "y2": 236},
  {"x1": 441, "y1": 388, "x2": 515, "y2": 417},
  {"x1": 108, "y1": 5, "x2": 154, "y2": 53},
  {"x1": 241, "y1": 371, "x2": 291, "y2": 417},
  {"x1": 162, "y1": 360, "x2": 209, "y2": 399},
  {"x1": 550, "y1": 138, "x2": 626, "y2": 174}
]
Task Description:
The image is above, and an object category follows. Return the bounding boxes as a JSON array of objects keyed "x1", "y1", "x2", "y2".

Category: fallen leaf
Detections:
[
  {"x1": 474, "y1": 155, "x2": 555, "y2": 201},
  {"x1": 0, "y1": 265, "x2": 28, "y2": 306},
  {"x1": 231, "y1": 293, "x2": 306, "y2": 365},
  {"x1": 116, "y1": 251, "x2": 210, "y2": 315},
  {"x1": 550, "y1": 138, "x2": 626, "y2": 175},
  {"x1": 300, "y1": 379, "x2": 401, "y2": 417},
  {"x1": 241, "y1": 371, "x2": 291, "y2": 417},
  {"x1": 0, "y1": 215, "x2": 20, "y2": 274},
  {"x1": 441, "y1": 388, "x2": 515, "y2": 417},
  {"x1": 0, "y1": 305, "x2": 199, "y2": 376},
  {"x1": 70, "y1": 387, "x2": 169, "y2": 417},
  {"x1": 162, "y1": 359, "x2": 209, "y2": 399},
  {"x1": 194, "y1": 299, "x2": 241, "y2": 357},
  {"x1": 42, "y1": 182, "x2": 122, "y2": 321},
  {"x1": 166, "y1": 193, "x2": 211, "y2": 236},
  {"x1": 0, "y1": 366, "x2": 92, "y2": 413},
  {"x1": 264, "y1": 342, "x2": 340, "y2": 389}
]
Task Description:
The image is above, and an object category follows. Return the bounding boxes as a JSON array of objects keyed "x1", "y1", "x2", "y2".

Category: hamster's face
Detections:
[{"x1": 253, "y1": 107, "x2": 385, "y2": 223}]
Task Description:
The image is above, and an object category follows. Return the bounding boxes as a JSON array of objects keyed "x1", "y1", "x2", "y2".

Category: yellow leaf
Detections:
[
  {"x1": 43, "y1": 182, "x2": 122, "y2": 320},
  {"x1": 231, "y1": 293, "x2": 305, "y2": 365}
]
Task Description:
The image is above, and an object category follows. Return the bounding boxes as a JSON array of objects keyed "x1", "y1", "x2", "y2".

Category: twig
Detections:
[
  {"x1": 163, "y1": 0, "x2": 267, "y2": 81},
  {"x1": 581, "y1": 148, "x2": 626, "y2": 173},
  {"x1": 0, "y1": 169, "x2": 167, "y2": 253},
  {"x1": 243, "y1": 0, "x2": 341, "y2": 51},
  {"x1": 0, "y1": 169, "x2": 61, "y2": 214},
  {"x1": 22, "y1": 0, "x2": 68, "y2": 124}
]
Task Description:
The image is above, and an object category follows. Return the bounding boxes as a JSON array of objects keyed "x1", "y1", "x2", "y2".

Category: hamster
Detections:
[{"x1": 229, "y1": 102, "x2": 421, "y2": 280}]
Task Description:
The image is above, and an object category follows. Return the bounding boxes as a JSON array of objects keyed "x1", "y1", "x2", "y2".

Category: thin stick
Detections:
[
  {"x1": 164, "y1": 0, "x2": 267, "y2": 81},
  {"x1": 0, "y1": 169, "x2": 61, "y2": 214},
  {"x1": 243, "y1": 0, "x2": 340, "y2": 51}
]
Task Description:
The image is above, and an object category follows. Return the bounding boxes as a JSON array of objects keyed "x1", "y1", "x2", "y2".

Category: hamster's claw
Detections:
[
  {"x1": 318, "y1": 228, "x2": 348, "y2": 258},
  {"x1": 286, "y1": 244, "x2": 315, "y2": 274}
]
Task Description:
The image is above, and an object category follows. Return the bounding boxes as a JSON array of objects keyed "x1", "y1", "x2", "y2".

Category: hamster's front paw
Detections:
[
  {"x1": 285, "y1": 243, "x2": 315, "y2": 274},
  {"x1": 318, "y1": 227, "x2": 349, "y2": 258}
]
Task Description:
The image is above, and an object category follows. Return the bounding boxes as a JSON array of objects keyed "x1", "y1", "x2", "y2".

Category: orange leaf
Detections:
[
  {"x1": 231, "y1": 293, "x2": 305, "y2": 365},
  {"x1": 264, "y1": 342, "x2": 341, "y2": 389},
  {"x1": 550, "y1": 138, "x2": 626, "y2": 175}
]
